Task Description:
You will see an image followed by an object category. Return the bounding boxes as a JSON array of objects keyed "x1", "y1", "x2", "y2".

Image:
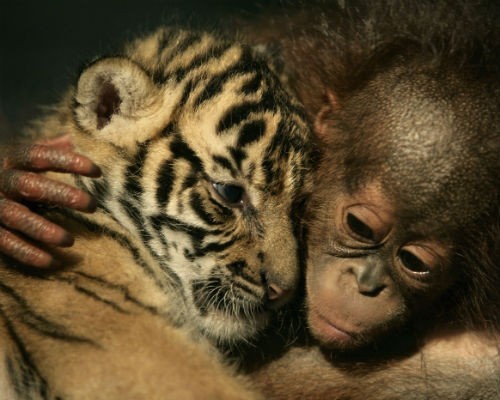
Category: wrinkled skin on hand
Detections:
[{"x1": 0, "y1": 135, "x2": 101, "y2": 267}]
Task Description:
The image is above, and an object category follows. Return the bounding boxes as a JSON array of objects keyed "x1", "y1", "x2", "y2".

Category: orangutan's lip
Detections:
[{"x1": 309, "y1": 309, "x2": 356, "y2": 343}]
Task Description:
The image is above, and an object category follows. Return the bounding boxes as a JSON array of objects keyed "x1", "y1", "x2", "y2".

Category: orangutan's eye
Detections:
[
  {"x1": 343, "y1": 205, "x2": 390, "y2": 244},
  {"x1": 396, "y1": 242, "x2": 449, "y2": 280},
  {"x1": 398, "y1": 249, "x2": 429, "y2": 274},
  {"x1": 346, "y1": 213, "x2": 374, "y2": 241}
]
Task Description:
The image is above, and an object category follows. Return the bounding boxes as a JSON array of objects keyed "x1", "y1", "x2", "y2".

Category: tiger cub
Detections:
[{"x1": 0, "y1": 28, "x2": 314, "y2": 399}]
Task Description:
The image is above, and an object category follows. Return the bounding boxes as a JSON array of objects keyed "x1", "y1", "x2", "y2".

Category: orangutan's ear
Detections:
[{"x1": 314, "y1": 90, "x2": 340, "y2": 140}]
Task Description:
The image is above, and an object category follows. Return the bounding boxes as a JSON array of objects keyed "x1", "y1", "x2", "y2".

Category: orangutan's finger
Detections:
[
  {"x1": 0, "y1": 197, "x2": 74, "y2": 246},
  {"x1": 3, "y1": 143, "x2": 101, "y2": 177},
  {"x1": 0, "y1": 171, "x2": 97, "y2": 212},
  {"x1": 0, "y1": 226, "x2": 58, "y2": 268}
]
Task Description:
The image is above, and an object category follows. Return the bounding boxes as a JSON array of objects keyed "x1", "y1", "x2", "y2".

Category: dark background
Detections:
[{"x1": 0, "y1": 0, "x2": 293, "y2": 142}]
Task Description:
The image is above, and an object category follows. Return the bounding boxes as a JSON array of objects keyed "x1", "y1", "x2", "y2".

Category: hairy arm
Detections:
[{"x1": 249, "y1": 331, "x2": 499, "y2": 400}]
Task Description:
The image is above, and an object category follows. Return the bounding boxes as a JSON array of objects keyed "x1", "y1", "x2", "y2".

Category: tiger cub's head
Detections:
[{"x1": 69, "y1": 29, "x2": 315, "y2": 343}]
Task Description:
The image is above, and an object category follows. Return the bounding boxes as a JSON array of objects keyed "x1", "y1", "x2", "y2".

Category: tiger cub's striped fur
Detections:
[{"x1": 0, "y1": 28, "x2": 314, "y2": 398}]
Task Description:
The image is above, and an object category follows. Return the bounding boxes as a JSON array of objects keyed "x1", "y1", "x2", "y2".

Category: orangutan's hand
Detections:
[{"x1": 0, "y1": 135, "x2": 101, "y2": 267}]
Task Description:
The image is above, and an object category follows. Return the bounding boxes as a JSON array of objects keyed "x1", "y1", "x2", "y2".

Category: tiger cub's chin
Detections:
[
  {"x1": 199, "y1": 307, "x2": 270, "y2": 344},
  {"x1": 189, "y1": 277, "x2": 272, "y2": 342}
]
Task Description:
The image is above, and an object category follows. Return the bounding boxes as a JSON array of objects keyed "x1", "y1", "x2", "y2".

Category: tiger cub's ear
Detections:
[{"x1": 74, "y1": 57, "x2": 161, "y2": 148}]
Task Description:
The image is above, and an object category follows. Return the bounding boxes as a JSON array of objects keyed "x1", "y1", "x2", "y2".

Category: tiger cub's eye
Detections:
[{"x1": 212, "y1": 182, "x2": 244, "y2": 206}]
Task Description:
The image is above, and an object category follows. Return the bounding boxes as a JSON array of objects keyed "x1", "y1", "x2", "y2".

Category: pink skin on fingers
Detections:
[
  {"x1": 0, "y1": 198, "x2": 73, "y2": 246},
  {"x1": 5, "y1": 143, "x2": 101, "y2": 178},
  {"x1": 0, "y1": 227, "x2": 56, "y2": 268},
  {"x1": 0, "y1": 171, "x2": 97, "y2": 212}
]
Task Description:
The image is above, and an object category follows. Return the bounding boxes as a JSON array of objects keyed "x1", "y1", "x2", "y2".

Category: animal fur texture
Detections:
[{"x1": 0, "y1": 27, "x2": 315, "y2": 399}]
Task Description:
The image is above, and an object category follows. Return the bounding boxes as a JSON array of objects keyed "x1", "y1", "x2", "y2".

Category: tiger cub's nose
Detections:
[{"x1": 266, "y1": 283, "x2": 287, "y2": 300}]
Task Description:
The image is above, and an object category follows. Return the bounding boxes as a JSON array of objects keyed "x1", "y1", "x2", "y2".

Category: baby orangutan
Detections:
[{"x1": 238, "y1": 0, "x2": 499, "y2": 398}]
